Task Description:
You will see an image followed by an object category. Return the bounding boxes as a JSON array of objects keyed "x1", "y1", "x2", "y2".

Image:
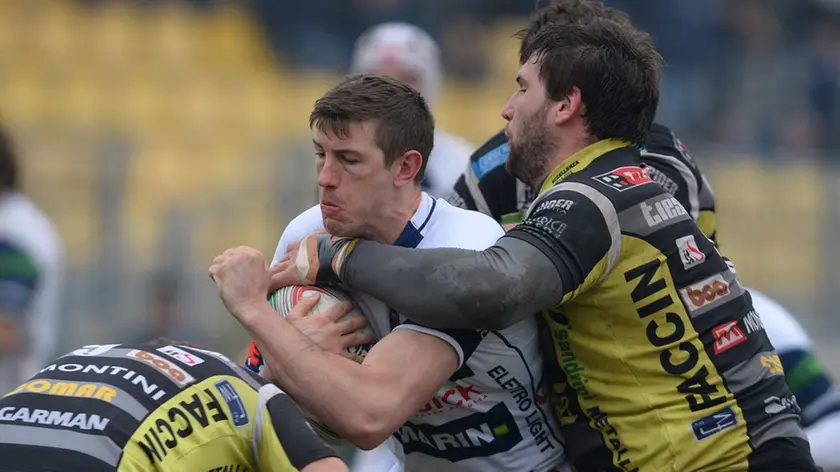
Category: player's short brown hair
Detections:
[
  {"x1": 309, "y1": 74, "x2": 435, "y2": 183},
  {"x1": 0, "y1": 125, "x2": 19, "y2": 192},
  {"x1": 519, "y1": 16, "x2": 661, "y2": 145}
]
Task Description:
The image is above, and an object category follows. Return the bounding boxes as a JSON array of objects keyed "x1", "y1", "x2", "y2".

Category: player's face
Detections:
[
  {"x1": 501, "y1": 60, "x2": 556, "y2": 188},
  {"x1": 369, "y1": 65, "x2": 422, "y2": 93},
  {"x1": 313, "y1": 121, "x2": 398, "y2": 238}
]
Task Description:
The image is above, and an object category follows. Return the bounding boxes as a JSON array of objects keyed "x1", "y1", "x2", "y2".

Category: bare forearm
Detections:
[
  {"x1": 340, "y1": 236, "x2": 563, "y2": 330},
  {"x1": 241, "y1": 305, "x2": 386, "y2": 444}
]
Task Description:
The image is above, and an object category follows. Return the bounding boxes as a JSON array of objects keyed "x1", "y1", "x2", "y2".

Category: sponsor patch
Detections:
[
  {"x1": 215, "y1": 380, "x2": 249, "y2": 427},
  {"x1": 126, "y1": 350, "x2": 195, "y2": 387},
  {"x1": 592, "y1": 166, "x2": 654, "y2": 192},
  {"x1": 157, "y1": 345, "x2": 204, "y2": 366},
  {"x1": 676, "y1": 235, "x2": 705, "y2": 270},
  {"x1": 692, "y1": 406, "x2": 737, "y2": 440},
  {"x1": 712, "y1": 321, "x2": 747, "y2": 354}
]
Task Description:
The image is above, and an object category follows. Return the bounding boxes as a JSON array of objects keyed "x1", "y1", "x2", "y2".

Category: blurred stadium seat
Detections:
[{"x1": 4, "y1": 0, "x2": 837, "y2": 360}]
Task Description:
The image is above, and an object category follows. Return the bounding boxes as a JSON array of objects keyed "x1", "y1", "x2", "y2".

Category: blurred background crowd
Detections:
[{"x1": 2, "y1": 0, "x2": 839, "y2": 374}]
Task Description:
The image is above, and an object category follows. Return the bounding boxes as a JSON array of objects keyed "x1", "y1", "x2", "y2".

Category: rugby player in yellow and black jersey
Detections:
[
  {"x1": 0, "y1": 339, "x2": 347, "y2": 472},
  {"x1": 265, "y1": 15, "x2": 821, "y2": 472}
]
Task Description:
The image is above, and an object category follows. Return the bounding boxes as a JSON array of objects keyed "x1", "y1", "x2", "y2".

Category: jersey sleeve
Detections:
[
  {"x1": 256, "y1": 384, "x2": 339, "y2": 471},
  {"x1": 271, "y1": 205, "x2": 326, "y2": 267},
  {"x1": 392, "y1": 320, "x2": 483, "y2": 371},
  {"x1": 504, "y1": 184, "x2": 617, "y2": 305},
  {"x1": 0, "y1": 240, "x2": 40, "y2": 319}
]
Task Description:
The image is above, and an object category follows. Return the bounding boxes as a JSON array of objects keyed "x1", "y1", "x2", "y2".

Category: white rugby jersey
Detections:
[
  {"x1": 272, "y1": 192, "x2": 567, "y2": 472},
  {"x1": 748, "y1": 288, "x2": 840, "y2": 469},
  {"x1": 422, "y1": 131, "x2": 473, "y2": 199},
  {"x1": 0, "y1": 192, "x2": 63, "y2": 394}
]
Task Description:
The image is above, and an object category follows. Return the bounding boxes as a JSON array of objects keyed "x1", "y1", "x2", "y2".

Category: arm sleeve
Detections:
[
  {"x1": 339, "y1": 186, "x2": 615, "y2": 330},
  {"x1": 0, "y1": 240, "x2": 40, "y2": 318},
  {"x1": 258, "y1": 386, "x2": 340, "y2": 471},
  {"x1": 393, "y1": 320, "x2": 484, "y2": 370}
]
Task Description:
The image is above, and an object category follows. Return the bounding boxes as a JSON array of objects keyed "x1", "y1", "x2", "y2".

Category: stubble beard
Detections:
[{"x1": 506, "y1": 107, "x2": 556, "y2": 189}]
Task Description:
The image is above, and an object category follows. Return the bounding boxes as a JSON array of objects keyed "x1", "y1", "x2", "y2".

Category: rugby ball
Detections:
[
  {"x1": 269, "y1": 285, "x2": 374, "y2": 363},
  {"x1": 268, "y1": 285, "x2": 375, "y2": 445}
]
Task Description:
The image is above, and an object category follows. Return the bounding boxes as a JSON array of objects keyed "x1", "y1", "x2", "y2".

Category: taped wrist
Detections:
[{"x1": 314, "y1": 235, "x2": 358, "y2": 284}]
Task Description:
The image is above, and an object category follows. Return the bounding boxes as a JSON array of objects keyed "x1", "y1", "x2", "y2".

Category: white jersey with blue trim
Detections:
[
  {"x1": 749, "y1": 288, "x2": 840, "y2": 469},
  {"x1": 272, "y1": 193, "x2": 568, "y2": 472},
  {"x1": 0, "y1": 192, "x2": 63, "y2": 395}
]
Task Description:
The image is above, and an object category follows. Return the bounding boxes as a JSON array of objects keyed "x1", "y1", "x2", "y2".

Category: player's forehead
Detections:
[
  {"x1": 517, "y1": 57, "x2": 541, "y2": 83},
  {"x1": 312, "y1": 120, "x2": 379, "y2": 151}
]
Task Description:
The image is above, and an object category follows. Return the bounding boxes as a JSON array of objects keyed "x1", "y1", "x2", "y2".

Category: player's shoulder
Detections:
[
  {"x1": 273, "y1": 205, "x2": 325, "y2": 264},
  {"x1": 748, "y1": 288, "x2": 812, "y2": 352},
  {"x1": 423, "y1": 198, "x2": 504, "y2": 249},
  {"x1": 468, "y1": 129, "x2": 510, "y2": 181},
  {"x1": 0, "y1": 193, "x2": 63, "y2": 265},
  {"x1": 285, "y1": 205, "x2": 325, "y2": 236},
  {"x1": 642, "y1": 122, "x2": 698, "y2": 169}
]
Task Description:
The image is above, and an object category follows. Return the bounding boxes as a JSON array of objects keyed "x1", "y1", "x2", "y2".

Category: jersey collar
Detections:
[
  {"x1": 393, "y1": 192, "x2": 437, "y2": 248},
  {"x1": 538, "y1": 138, "x2": 632, "y2": 195}
]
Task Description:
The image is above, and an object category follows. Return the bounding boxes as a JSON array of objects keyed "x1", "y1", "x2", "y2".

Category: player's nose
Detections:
[
  {"x1": 317, "y1": 155, "x2": 340, "y2": 188},
  {"x1": 501, "y1": 99, "x2": 514, "y2": 122}
]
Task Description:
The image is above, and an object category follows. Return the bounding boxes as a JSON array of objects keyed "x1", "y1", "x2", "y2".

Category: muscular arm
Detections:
[
  {"x1": 241, "y1": 302, "x2": 459, "y2": 450},
  {"x1": 330, "y1": 186, "x2": 615, "y2": 330}
]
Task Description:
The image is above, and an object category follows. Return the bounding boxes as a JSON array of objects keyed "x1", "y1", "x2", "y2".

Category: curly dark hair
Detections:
[{"x1": 518, "y1": 8, "x2": 661, "y2": 145}]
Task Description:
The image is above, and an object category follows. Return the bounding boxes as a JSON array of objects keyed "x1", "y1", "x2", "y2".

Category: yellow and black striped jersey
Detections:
[
  {"x1": 448, "y1": 123, "x2": 719, "y2": 244},
  {"x1": 0, "y1": 342, "x2": 339, "y2": 472},
  {"x1": 507, "y1": 140, "x2": 813, "y2": 471}
]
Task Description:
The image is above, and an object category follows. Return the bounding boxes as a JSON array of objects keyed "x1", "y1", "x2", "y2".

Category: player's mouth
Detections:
[{"x1": 320, "y1": 200, "x2": 342, "y2": 217}]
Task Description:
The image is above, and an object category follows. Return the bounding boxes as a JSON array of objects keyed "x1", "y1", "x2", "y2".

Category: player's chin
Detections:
[{"x1": 322, "y1": 218, "x2": 355, "y2": 238}]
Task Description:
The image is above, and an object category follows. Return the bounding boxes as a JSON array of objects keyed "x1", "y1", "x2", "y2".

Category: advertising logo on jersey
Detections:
[
  {"x1": 0, "y1": 407, "x2": 110, "y2": 432},
  {"x1": 760, "y1": 354, "x2": 784, "y2": 375},
  {"x1": 679, "y1": 273, "x2": 730, "y2": 313},
  {"x1": 592, "y1": 166, "x2": 654, "y2": 192},
  {"x1": 675, "y1": 235, "x2": 705, "y2": 270},
  {"x1": 215, "y1": 380, "x2": 249, "y2": 427},
  {"x1": 126, "y1": 349, "x2": 196, "y2": 387},
  {"x1": 472, "y1": 143, "x2": 510, "y2": 180},
  {"x1": 418, "y1": 383, "x2": 488, "y2": 417},
  {"x1": 711, "y1": 321, "x2": 747, "y2": 354},
  {"x1": 157, "y1": 345, "x2": 205, "y2": 367},
  {"x1": 396, "y1": 402, "x2": 523, "y2": 462},
  {"x1": 764, "y1": 394, "x2": 800, "y2": 416},
  {"x1": 742, "y1": 310, "x2": 765, "y2": 334},
  {"x1": 691, "y1": 406, "x2": 738, "y2": 441}
]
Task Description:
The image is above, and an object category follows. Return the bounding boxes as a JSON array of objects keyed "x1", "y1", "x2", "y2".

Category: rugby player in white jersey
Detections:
[
  {"x1": 210, "y1": 75, "x2": 569, "y2": 472},
  {"x1": 351, "y1": 22, "x2": 473, "y2": 198},
  {"x1": 745, "y1": 288, "x2": 840, "y2": 470},
  {"x1": 0, "y1": 126, "x2": 64, "y2": 395}
]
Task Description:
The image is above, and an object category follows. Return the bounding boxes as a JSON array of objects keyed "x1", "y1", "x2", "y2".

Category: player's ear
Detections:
[
  {"x1": 393, "y1": 150, "x2": 423, "y2": 188},
  {"x1": 551, "y1": 86, "x2": 583, "y2": 127}
]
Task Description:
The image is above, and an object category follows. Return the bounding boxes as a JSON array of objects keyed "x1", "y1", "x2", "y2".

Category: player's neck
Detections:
[
  {"x1": 535, "y1": 132, "x2": 598, "y2": 189},
  {"x1": 368, "y1": 188, "x2": 423, "y2": 245}
]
